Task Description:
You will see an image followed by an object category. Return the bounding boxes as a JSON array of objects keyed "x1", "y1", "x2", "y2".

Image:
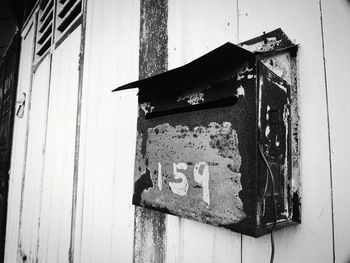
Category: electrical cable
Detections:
[{"x1": 258, "y1": 143, "x2": 278, "y2": 263}]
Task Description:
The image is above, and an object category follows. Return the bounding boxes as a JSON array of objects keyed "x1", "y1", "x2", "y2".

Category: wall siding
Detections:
[
  {"x1": 37, "y1": 27, "x2": 81, "y2": 263},
  {"x1": 18, "y1": 55, "x2": 51, "y2": 262},
  {"x1": 74, "y1": 0, "x2": 139, "y2": 262},
  {"x1": 321, "y1": 0, "x2": 350, "y2": 262},
  {"x1": 4, "y1": 18, "x2": 36, "y2": 263}
]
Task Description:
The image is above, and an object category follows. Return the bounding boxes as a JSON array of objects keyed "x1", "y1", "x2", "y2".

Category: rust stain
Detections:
[{"x1": 134, "y1": 122, "x2": 246, "y2": 225}]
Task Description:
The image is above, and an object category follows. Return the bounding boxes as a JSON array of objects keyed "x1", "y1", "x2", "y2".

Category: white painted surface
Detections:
[
  {"x1": 4, "y1": 17, "x2": 35, "y2": 263},
  {"x1": 18, "y1": 55, "x2": 51, "y2": 262},
  {"x1": 321, "y1": 0, "x2": 350, "y2": 262},
  {"x1": 74, "y1": 1, "x2": 139, "y2": 262},
  {"x1": 37, "y1": 27, "x2": 81, "y2": 263},
  {"x1": 170, "y1": 163, "x2": 189, "y2": 196},
  {"x1": 168, "y1": 0, "x2": 238, "y2": 66}
]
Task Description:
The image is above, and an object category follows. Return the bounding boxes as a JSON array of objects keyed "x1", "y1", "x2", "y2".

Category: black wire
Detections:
[{"x1": 258, "y1": 143, "x2": 278, "y2": 263}]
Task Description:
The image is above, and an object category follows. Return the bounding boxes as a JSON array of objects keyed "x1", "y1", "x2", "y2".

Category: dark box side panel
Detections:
[{"x1": 256, "y1": 61, "x2": 297, "y2": 233}]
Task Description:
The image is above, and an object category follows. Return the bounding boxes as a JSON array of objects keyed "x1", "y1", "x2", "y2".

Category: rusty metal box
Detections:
[{"x1": 114, "y1": 40, "x2": 300, "y2": 237}]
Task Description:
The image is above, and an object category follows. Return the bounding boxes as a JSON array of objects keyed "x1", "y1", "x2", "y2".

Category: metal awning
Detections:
[{"x1": 113, "y1": 42, "x2": 254, "y2": 92}]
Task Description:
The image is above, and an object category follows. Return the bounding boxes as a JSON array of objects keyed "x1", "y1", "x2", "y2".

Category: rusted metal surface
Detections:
[
  {"x1": 0, "y1": 32, "x2": 21, "y2": 262},
  {"x1": 240, "y1": 28, "x2": 296, "y2": 53},
  {"x1": 133, "y1": 0, "x2": 168, "y2": 262},
  {"x1": 134, "y1": 122, "x2": 246, "y2": 225},
  {"x1": 257, "y1": 62, "x2": 292, "y2": 229},
  {"x1": 240, "y1": 29, "x2": 301, "y2": 224},
  {"x1": 116, "y1": 30, "x2": 299, "y2": 237}
]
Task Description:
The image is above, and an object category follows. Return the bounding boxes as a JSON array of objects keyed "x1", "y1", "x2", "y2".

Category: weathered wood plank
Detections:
[
  {"x1": 320, "y1": 0, "x2": 350, "y2": 262},
  {"x1": 73, "y1": 0, "x2": 140, "y2": 262},
  {"x1": 166, "y1": 1, "x2": 242, "y2": 262},
  {"x1": 133, "y1": 0, "x2": 168, "y2": 262},
  {"x1": 37, "y1": 26, "x2": 81, "y2": 263},
  {"x1": 168, "y1": 0, "x2": 239, "y2": 67},
  {"x1": 238, "y1": 0, "x2": 334, "y2": 262},
  {"x1": 4, "y1": 18, "x2": 36, "y2": 263}
]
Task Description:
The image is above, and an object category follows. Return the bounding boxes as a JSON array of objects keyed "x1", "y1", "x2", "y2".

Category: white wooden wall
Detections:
[
  {"x1": 5, "y1": 16, "x2": 36, "y2": 263},
  {"x1": 73, "y1": 1, "x2": 139, "y2": 262},
  {"x1": 5, "y1": 0, "x2": 350, "y2": 262}
]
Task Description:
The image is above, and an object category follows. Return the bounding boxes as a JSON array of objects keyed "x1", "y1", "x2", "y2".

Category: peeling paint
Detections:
[
  {"x1": 134, "y1": 122, "x2": 246, "y2": 225},
  {"x1": 177, "y1": 92, "x2": 205, "y2": 105},
  {"x1": 242, "y1": 38, "x2": 282, "y2": 53},
  {"x1": 241, "y1": 29, "x2": 300, "y2": 225},
  {"x1": 235, "y1": 85, "x2": 245, "y2": 97},
  {"x1": 237, "y1": 64, "x2": 254, "y2": 81},
  {"x1": 262, "y1": 54, "x2": 292, "y2": 84},
  {"x1": 140, "y1": 102, "x2": 155, "y2": 115}
]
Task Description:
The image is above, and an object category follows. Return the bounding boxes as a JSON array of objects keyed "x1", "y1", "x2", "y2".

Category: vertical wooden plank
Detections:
[
  {"x1": 133, "y1": 0, "x2": 168, "y2": 262},
  {"x1": 111, "y1": 87, "x2": 138, "y2": 263},
  {"x1": 168, "y1": 0, "x2": 239, "y2": 66},
  {"x1": 17, "y1": 55, "x2": 51, "y2": 262},
  {"x1": 320, "y1": 1, "x2": 350, "y2": 262},
  {"x1": 37, "y1": 26, "x2": 81, "y2": 263},
  {"x1": 166, "y1": 1, "x2": 242, "y2": 262},
  {"x1": 74, "y1": 0, "x2": 140, "y2": 262},
  {"x1": 238, "y1": 0, "x2": 334, "y2": 262},
  {"x1": 4, "y1": 20, "x2": 35, "y2": 263}
]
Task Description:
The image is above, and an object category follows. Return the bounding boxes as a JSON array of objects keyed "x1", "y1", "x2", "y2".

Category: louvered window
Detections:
[
  {"x1": 34, "y1": 0, "x2": 82, "y2": 62},
  {"x1": 55, "y1": 0, "x2": 82, "y2": 41},
  {"x1": 35, "y1": 0, "x2": 54, "y2": 60}
]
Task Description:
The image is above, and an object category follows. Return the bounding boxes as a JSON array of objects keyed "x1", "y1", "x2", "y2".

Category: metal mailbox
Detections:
[{"x1": 114, "y1": 35, "x2": 300, "y2": 237}]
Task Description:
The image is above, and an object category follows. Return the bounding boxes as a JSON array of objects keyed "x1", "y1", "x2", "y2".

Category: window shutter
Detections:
[{"x1": 35, "y1": 0, "x2": 54, "y2": 60}]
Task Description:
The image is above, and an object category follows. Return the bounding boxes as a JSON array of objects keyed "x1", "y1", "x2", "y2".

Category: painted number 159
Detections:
[{"x1": 157, "y1": 162, "x2": 210, "y2": 206}]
